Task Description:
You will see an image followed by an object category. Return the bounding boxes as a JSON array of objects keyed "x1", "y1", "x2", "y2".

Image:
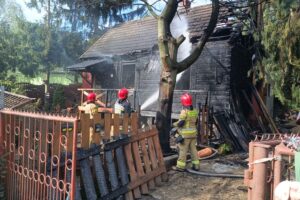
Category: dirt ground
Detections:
[{"x1": 142, "y1": 153, "x2": 248, "y2": 200}]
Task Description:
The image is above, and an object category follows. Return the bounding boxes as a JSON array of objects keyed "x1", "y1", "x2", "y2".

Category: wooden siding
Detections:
[
  {"x1": 189, "y1": 40, "x2": 231, "y2": 111},
  {"x1": 134, "y1": 40, "x2": 232, "y2": 117},
  {"x1": 92, "y1": 39, "x2": 232, "y2": 118}
]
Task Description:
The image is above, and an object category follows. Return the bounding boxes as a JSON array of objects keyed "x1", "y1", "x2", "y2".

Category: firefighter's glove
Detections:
[
  {"x1": 177, "y1": 120, "x2": 185, "y2": 128},
  {"x1": 170, "y1": 127, "x2": 178, "y2": 136},
  {"x1": 175, "y1": 135, "x2": 184, "y2": 144}
]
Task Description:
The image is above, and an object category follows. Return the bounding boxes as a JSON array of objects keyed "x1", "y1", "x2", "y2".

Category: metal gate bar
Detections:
[{"x1": 0, "y1": 109, "x2": 78, "y2": 200}]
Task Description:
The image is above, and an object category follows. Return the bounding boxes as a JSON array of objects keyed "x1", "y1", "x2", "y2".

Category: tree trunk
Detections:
[
  {"x1": 156, "y1": 68, "x2": 177, "y2": 153},
  {"x1": 44, "y1": 68, "x2": 51, "y2": 111},
  {"x1": 155, "y1": 2, "x2": 178, "y2": 153},
  {"x1": 44, "y1": 0, "x2": 51, "y2": 111},
  {"x1": 153, "y1": 0, "x2": 219, "y2": 154}
]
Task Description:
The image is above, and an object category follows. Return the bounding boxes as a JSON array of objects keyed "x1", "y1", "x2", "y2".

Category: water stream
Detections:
[{"x1": 140, "y1": 15, "x2": 191, "y2": 110}]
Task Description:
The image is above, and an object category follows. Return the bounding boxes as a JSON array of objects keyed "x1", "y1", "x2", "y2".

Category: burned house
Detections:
[{"x1": 68, "y1": 4, "x2": 254, "y2": 120}]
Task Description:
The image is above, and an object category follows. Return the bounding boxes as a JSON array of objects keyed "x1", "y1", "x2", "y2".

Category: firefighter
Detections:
[
  {"x1": 114, "y1": 88, "x2": 132, "y2": 115},
  {"x1": 78, "y1": 92, "x2": 98, "y2": 118},
  {"x1": 78, "y1": 92, "x2": 98, "y2": 146},
  {"x1": 172, "y1": 93, "x2": 199, "y2": 171}
]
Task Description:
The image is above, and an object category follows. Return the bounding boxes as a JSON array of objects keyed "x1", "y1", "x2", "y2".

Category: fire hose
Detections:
[
  {"x1": 186, "y1": 145, "x2": 243, "y2": 178},
  {"x1": 170, "y1": 128, "x2": 244, "y2": 178},
  {"x1": 186, "y1": 168, "x2": 244, "y2": 178}
]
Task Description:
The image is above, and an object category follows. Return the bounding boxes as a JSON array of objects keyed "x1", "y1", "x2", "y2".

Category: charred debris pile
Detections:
[{"x1": 199, "y1": 83, "x2": 278, "y2": 152}]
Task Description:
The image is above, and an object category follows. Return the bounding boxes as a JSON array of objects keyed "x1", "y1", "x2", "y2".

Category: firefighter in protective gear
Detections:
[
  {"x1": 114, "y1": 88, "x2": 132, "y2": 115},
  {"x1": 78, "y1": 92, "x2": 98, "y2": 118},
  {"x1": 173, "y1": 93, "x2": 199, "y2": 171},
  {"x1": 78, "y1": 92, "x2": 98, "y2": 146}
]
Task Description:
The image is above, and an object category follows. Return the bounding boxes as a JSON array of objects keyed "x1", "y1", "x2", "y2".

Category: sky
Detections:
[
  {"x1": 16, "y1": 0, "x2": 210, "y2": 23},
  {"x1": 16, "y1": 0, "x2": 45, "y2": 22}
]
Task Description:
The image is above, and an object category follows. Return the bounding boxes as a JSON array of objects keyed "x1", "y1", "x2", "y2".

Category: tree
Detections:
[
  {"x1": 26, "y1": 0, "x2": 87, "y2": 110},
  {"x1": 0, "y1": 0, "x2": 86, "y2": 93},
  {"x1": 262, "y1": 0, "x2": 300, "y2": 108},
  {"x1": 141, "y1": 0, "x2": 219, "y2": 152},
  {"x1": 29, "y1": 0, "x2": 146, "y2": 36},
  {"x1": 0, "y1": 0, "x2": 25, "y2": 78}
]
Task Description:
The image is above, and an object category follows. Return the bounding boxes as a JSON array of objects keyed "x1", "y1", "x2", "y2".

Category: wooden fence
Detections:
[
  {"x1": 78, "y1": 112, "x2": 167, "y2": 199},
  {"x1": 0, "y1": 110, "x2": 167, "y2": 200}
]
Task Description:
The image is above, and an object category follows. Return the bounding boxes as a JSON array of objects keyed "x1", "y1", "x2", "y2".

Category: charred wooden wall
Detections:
[
  {"x1": 137, "y1": 39, "x2": 232, "y2": 118},
  {"x1": 92, "y1": 39, "x2": 232, "y2": 118}
]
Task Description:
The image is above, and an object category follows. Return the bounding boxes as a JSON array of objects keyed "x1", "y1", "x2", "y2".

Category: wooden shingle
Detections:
[{"x1": 80, "y1": 4, "x2": 231, "y2": 59}]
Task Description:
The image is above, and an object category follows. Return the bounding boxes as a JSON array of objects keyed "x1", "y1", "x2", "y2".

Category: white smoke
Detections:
[
  {"x1": 170, "y1": 15, "x2": 192, "y2": 62},
  {"x1": 141, "y1": 15, "x2": 191, "y2": 110}
]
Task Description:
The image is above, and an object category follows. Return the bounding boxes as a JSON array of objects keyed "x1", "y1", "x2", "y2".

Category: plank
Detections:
[
  {"x1": 124, "y1": 143, "x2": 141, "y2": 199},
  {"x1": 80, "y1": 114, "x2": 91, "y2": 149},
  {"x1": 123, "y1": 114, "x2": 129, "y2": 133},
  {"x1": 251, "y1": 84, "x2": 278, "y2": 133},
  {"x1": 130, "y1": 113, "x2": 138, "y2": 133},
  {"x1": 152, "y1": 133, "x2": 168, "y2": 182},
  {"x1": 104, "y1": 113, "x2": 112, "y2": 140},
  {"x1": 147, "y1": 134, "x2": 162, "y2": 185},
  {"x1": 113, "y1": 114, "x2": 120, "y2": 137},
  {"x1": 129, "y1": 130, "x2": 157, "y2": 143},
  {"x1": 132, "y1": 114, "x2": 155, "y2": 189},
  {"x1": 130, "y1": 119, "x2": 149, "y2": 194},
  {"x1": 93, "y1": 114, "x2": 102, "y2": 145},
  {"x1": 127, "y1": 166, "x2": 165, "y2": 191}
]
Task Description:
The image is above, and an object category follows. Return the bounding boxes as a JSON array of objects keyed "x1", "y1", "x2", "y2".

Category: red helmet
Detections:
[
  {"x1": 118, "y1": 88, "x2": 128, "y2": 100},
  {"x1": 87, "y1": 92, "x2": 96, "y2": 102},
  {"x1": 180, "y1": 93, "x2": 192, "y2": 106}
]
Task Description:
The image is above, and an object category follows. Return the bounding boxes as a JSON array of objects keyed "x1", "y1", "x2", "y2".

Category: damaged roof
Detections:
[
  {"x1": 1, "y1": 91, "x2": 34, "y2": 109},
  {"x1": 67, "y1": 59, "x2": 107, "y2": 71},
  {"x1": 80, "y1": 4, "x2": 231, "y2": 59}
]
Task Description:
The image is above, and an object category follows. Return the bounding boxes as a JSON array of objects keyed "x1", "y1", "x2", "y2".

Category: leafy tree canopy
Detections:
[
  {"x1": 27, "y1": 0, "x2": 146, "y2": 36},
  {"x1": 0, "y1": 0, "x2": 87, "y2": 79},
  {"x1": 262, "y1": 0, "x2": 300, "y2": 108}
]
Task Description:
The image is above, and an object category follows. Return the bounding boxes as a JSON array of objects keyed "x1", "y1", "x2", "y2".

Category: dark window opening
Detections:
[{"x1": 122, "y1": 64, "x2": 135, "y2": 88}]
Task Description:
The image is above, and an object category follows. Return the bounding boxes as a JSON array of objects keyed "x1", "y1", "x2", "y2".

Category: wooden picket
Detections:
[{"x1": 76, "y1": 111, "x2": 167, "y2": 200}]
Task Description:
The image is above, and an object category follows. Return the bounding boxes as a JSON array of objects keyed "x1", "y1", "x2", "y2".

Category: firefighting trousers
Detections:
[{"x1": 176, "y1": 138, "x2": 200, "y2": 170}]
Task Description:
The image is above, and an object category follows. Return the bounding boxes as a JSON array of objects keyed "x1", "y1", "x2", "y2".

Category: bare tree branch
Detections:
[
  {"x1": 140, "y1": 0, "x2": 159, "y2": 18},
  {"x1": 176, "y1": 35, "x2": 186, "y2": 46},
  {"x1": 176, "y1": 0, "x2": 220, "y2": 73}
]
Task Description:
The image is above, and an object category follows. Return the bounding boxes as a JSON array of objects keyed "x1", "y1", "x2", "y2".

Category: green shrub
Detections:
[
  {"x1": 218, "y1": 143, "x2": 232, "y2": 155},
  {"x1": 51, "y1": 85, "x2": 65, "y2": 111}
]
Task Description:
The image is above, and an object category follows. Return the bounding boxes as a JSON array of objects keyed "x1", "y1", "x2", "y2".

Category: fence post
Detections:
[
  {"x1": 251, "y1": 144, "x2": 270, "y2": 200},
  {"x1": 0, "y1": 86, "x2": 4, "y2": 110},
  {"x1": 70, "y1": 119, "x2": 78, "y2": 200}
]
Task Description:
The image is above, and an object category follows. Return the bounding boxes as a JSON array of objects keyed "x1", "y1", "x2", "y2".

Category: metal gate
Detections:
[{"x1": 0, "y1": 109, "x2": 78, "y2": 200}]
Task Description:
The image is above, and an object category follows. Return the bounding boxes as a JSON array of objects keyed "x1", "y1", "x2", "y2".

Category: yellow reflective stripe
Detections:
[
  {"x1": 187, "y1": 113, "x2": 198, "y2": 117},
  {"x1": 192, "y1": 160, "x2": 200, "y2": 165},
  {"x1": 181, "y1": 128, "x2": 197, "y2": 135},
  {"x1": 176, "y1": 160, "x2": 186, "y2": 168}
]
